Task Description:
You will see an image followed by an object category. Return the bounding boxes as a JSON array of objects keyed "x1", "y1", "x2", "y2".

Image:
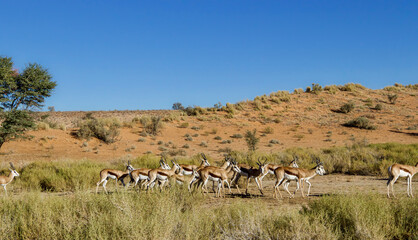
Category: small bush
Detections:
[
  {"x1": 374, "y1": 103, "x2": 383, "y2": 110},
  {"x1": 199, "y1": 141, "x2": 208, "y2": 147},
  {"x1": 214, "y1": 136, "x2": 222, "y2": 140},
  {"x1": 76, "y1": 118, "x2": 120, "y2": 144},
  {"x1": 338, "y1": 83, "x2": 366, "y2": 92},
  {"x1": 324, "y1": 85, "x2": 338, "y2": 94},
  {"x1": 230, "y1": 133, "x2": 243, "y2": 139},
  {"x1": 269, "y1": 139, "x2": 280, "y2": 144},
  {"x1": 183, "y1": 106, "x2": 206, "y2": 116},
  {"x1": 172, "y1": 102, "x2": 184, "y2": 110},
  {"x1": 311, "y1": 83, "x2": 323, "y2": 94},
  {"x1": 245, "y1": 129, "x2": 259, "y2": 151},
  {"x1": 262, "y1": 126, "x2": 274, "y2": 134},
  {"x1": 191, "y1": 126, "x2": 200, "y2": 131},
  {"x1": 344, "y1": 117, "x2": 376, "y2": 130},
  {"x1": 293, "y1": 88, "x2": 304, "y2": 94},
  {"x1": 178, "y1": 122, "x2": 189, "y2": 128},
  {"x1": 339, "y1": 102, "x2": 355, "y2": 113},
  {"x1": 140, "y1": 116, "x2": 163, "y2": 135},
  {"x1": 387, "y1": 94, "x2": 398, "y2": 104}
]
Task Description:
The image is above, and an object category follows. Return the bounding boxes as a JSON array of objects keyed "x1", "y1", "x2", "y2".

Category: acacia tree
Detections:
[{"x1": 0, "y1": 56, "x2": 56, "y2": 149}]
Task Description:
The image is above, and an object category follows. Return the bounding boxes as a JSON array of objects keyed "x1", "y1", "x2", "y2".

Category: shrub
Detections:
[
  {"x1": 191, "y1": 126, "x2": 200, "y2": 131},
  {"x1": 140, "y1": 116, "x2": 163, "y2": 135},
  {"x1": 324, "y1": 85, "x2": 338, "y2": 94},
  {"x1": 343, "y1": 117, "x2": 376, "y2": 130},
  {"x1": 76, "y1": 118, "x2": 120, "y2": 144},
  {"x1": 311, "y1": 83, "x2": 323, "y2": 94},
  {"x1": 269, "y1": 139, "x2": 280, "y2": 144},
  {"x1": 245, "y1": 129, "x2": 259, "y2": 151},
  {"x1": 262, "y1": 126, "x2": 274, "y2": 134},
  {"x1": 338, "y1": 83, "x2": 366, "y2": 92},
  {"x1": 293, "y1": 88, "x2": 304, "y2": 94},
  {"x1": 172, "y1": 102, "x2": 184, "y2": 110},
  {"x1": 387, "y1": 94, "x2": 398, "y2": 104},
  {"x1": 178, "y1": 122, "x2": 189, "y2": 128},
  {"x1": 230, "y1": 133, "x2": 243, "y2": 139},
  {"x1": 199, "y1": 141, "x2": 208, "y2": 147},
  {"x1": 183, "y1": 106, "x2": 206, "y2": 116},
  {"x1": 374, "y1": 103, "x2": 383, "y2": 110},
  {"x1": 339, "y1": 102, "x2": 355, "y2": 113}
]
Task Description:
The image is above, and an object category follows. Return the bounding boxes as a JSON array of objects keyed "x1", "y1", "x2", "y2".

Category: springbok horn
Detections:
[
  {"x1": 9, "y1": 162, "x2": 15, "y2": 170},
  {"x1": 201, "y1": 153, "x2": 207, "y2": 160}
]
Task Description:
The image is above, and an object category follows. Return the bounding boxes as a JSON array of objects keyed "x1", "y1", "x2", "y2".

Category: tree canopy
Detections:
[
  {"x1": 0, "y1": 56, "x2": 56, "y2": 149},
  {"x1": 0, "y1": 56, "x2": 56, "y2": 111}
]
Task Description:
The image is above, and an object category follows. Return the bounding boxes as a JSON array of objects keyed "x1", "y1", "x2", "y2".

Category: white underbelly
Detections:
[
  {"x1": 107, "y1": 174, "x2": 117, "y2": 180},
  {"x1": 284, "y1": 173, "x2": 298, "y2": 181},
  {"x1": 138, "y1": 174, "x2": 148, "y2": 180},
  {"x1": 208, "y1": 175, "x2": 221, "y2": 182},
  {"x1": 399, "y1": 170, "x2": 410, "y2": 178},
  {"x1": 157, "y1": 175, "x2": 168, "y2": 181},
  {"x1": 182, "y1": 170, "x2": 193, "y2": 176}
]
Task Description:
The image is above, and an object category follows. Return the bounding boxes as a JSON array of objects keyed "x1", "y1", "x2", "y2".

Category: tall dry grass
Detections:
[{"x1": 0, "y1": 191, "x2": 416, "y2": 239}]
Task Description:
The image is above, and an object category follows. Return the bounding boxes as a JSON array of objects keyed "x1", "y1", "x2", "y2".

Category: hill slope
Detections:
[{"x1": 1, "y1": 83, "x2": 417, "y2": 162}]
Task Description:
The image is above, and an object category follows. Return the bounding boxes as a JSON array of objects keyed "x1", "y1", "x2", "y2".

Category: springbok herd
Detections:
[{"x1": 1, "y1": 154, "x2": 417, "y2": 198}]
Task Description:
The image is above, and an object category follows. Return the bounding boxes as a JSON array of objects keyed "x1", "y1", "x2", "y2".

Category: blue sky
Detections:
[{"x1": 1, "y1": 1, "x2": 417, "y2": 111}]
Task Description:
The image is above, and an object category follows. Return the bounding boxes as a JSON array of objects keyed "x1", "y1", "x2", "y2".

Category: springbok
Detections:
[
  {"x1": 196, "y1": 160, "x2": 241, "y2": 197},
  {"x1": 96, "y1": 161, "x2": 134, "y2": 194},
  {"x1": 231, "y1": 157, "x2": 268, "y2": 195},
  {"x1": 188, "y1": 155, "x2": 232, "y2": 191},
  {"x1": 0, "y1": 162, "x2": 20, "y2": 196},
  {"x1": 387, "y1": 163, "x2": 418, "y2": 198},
  {"x1": 273, "y1": 161, "x2": 325, "y2": 199},
  {"x1": 146, "y1": 160, "x2": 182, "y2": 191},
  {"x1": 180, "y1": 153, "x2": 210, "y2": 176},
  {"x1": 126, "y1": 158, "x2": 170, "y2": 189},
  {"x1": 259, "y1": 157, "x2": 299, "y2": 182}
]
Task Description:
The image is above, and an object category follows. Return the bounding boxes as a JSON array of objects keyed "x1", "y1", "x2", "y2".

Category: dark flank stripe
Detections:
[
  {"x1": 209, "y1": 172, "x2": 221, "y2": 178},
  {"x1": 157, "y1": 171, "x2": 169, "y2": 177},
  {"x1": 182, "y1": 166, "x2": 193, "y2": 172},
  {"x1": 107, "y1": 172, "x2": 119, "y2": 178},
  {"x1": 399, "y1": 167, "x2": 412, "y2": 174}
]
